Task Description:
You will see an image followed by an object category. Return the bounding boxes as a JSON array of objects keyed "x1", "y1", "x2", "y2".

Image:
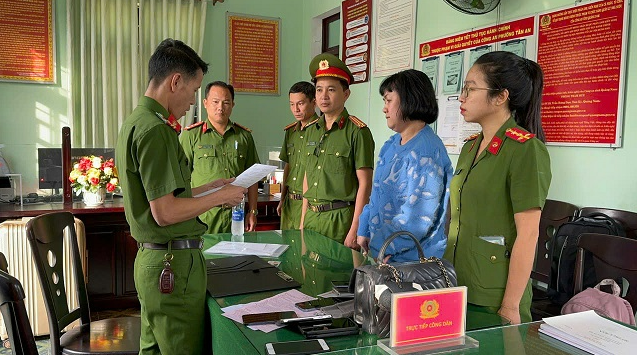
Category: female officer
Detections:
[
  {"x1": 443, "y1": 51, "x2": 551, "y2": 324},
  {"x1": 357, "y1": 69, "x2": 453, "y2": 262}
]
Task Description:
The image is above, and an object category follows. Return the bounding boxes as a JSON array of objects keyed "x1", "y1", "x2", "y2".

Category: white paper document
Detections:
[
  {"x1": 204, "y1": 241, "x2": 289, "y2": 258},
  {"x1": 539, "y1": 310, "x2": 637, "y2": 355},
  {"x1": 194, "y1": 164, "x2": 277, "y2": 197},
  {"x1": 221, "y1": 289, "x2": 321, "y2": 333}
]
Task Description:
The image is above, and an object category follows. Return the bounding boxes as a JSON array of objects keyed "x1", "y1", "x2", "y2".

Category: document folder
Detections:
[{"x1": 206, "y1": 255, "x2": 300, "y2": 297}]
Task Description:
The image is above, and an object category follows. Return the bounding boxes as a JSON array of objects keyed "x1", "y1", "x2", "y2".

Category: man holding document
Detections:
[{"x1": 180, "y1": 80, "x2": 261, "y2": 233}]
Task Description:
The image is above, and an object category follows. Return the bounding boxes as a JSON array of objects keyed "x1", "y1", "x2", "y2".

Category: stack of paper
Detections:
[
  {"x1": 539, "y1": 310, "x2": 637, "y2": 355},
  {"x1": 204, "y1": 241, "x2": 289, "y2": 257}
]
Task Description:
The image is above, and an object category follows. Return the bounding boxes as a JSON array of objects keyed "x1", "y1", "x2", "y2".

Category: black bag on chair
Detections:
[{"x1": 349, "y1": 231, "x2": 457, "y2": 338}]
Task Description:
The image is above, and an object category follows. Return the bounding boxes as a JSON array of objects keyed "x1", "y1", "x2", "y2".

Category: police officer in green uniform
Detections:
[
  {"x1": 116, "y1": 39, "x2": 246, "y2": 354},
  {"x1": 180, "y1": 81, "x2": 261, "y2": 234},
  {"x1": 443, "y1": 51, "x2": 551, "y2": 324},
  {"x1": 302, "y1": 53, "x2": 375, "y2": 249},
  {"x1": 277, "y1": 81, "x2": 319, "y2": 230}
]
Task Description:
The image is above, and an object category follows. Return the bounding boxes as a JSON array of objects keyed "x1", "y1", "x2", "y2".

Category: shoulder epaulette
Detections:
[
  {"x1": 233, "y1": 122, "x2": 252, "y2": 132},
  {"x1": 505, "y1": 127, "x2": 535, "y2": 143},
  {"x1": 185, "y1": 121, "x2": 205, "y2": 131},
  {"x1": 348, "y1": 115, "x2": 367, "y2": 128},
  {"x1": 284, "y1": 121, "x2": 297, "y2": 131},
  {"x1": 464, "y1": 133, "x2": 480, "y2": 142},
  {"x1": 305, "y1": 118, "x2": 319, "y2": 128}
]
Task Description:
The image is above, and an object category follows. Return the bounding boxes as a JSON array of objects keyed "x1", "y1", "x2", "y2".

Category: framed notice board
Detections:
[
  {"x1": 227, "y1": 13, "x2": 280, "y2": 95},
  {"x1": 0, "y1": 0, "x2": 56, "y2": 83}
]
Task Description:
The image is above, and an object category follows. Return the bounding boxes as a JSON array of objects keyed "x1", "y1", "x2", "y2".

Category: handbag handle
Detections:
[{"x1": 377, "y1": 231, "x2": 425, "y2": 262}]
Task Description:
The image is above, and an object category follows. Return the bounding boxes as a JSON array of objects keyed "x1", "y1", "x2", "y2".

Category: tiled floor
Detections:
[{"x1": 0, "y1": 308, "x2": 141, "y2": 354}]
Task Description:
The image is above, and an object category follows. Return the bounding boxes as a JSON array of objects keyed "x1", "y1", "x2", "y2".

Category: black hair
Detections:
[
  {"x1": 379, "y1": 69, "x2": 438, "y2": 124},
  {"x1": 204, "y1": 81, "x2": 235, "y2": 100},
  {"x1": 148, "y1": 38, "x2": 208, "y2": 85},
  {"x1": 474, "y1": 51, "x2": 545, "y2": 142},
  {"x1": 289, "y1": 81, "x2": 316, "y2": 101}
]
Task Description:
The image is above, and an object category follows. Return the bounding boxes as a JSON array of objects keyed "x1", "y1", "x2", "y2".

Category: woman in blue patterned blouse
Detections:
[{"x1": 357, "y1": 69, "x2": 453, "y2": 262}]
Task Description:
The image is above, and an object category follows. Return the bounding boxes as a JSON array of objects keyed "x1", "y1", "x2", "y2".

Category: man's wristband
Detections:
[{"x1": 248, "y1": 209, "x2": 259, "y2": 216}]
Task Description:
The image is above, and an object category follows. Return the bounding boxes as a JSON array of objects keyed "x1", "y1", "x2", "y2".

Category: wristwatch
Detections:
[{"x1": 248, "y1": 209, "x2": 259, "y2": 216}]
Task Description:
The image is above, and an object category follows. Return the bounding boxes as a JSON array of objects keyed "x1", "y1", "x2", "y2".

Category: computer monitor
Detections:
[{"x1": 37, "y1": 148, "x2": 115, "y2": 191}]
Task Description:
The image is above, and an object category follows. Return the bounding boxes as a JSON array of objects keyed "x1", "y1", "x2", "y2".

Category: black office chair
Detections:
[
  {"x1": 25, "y1": 212, "x2": 140, "y2": 355},
  {"x1": 0, "y1": 252, "x2": 39, "y2": 355},
  {"x1": 574, "y1": 233, "x2": 637, "y2": 311}
]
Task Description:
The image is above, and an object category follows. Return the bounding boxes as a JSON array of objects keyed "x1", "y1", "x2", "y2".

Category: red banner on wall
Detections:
[
  {"x1": 342, "y1": 0, "x2": 372, "y2": 84},
  {"x1": 419, "y1": 17, "x2": 534, "y2": 59},
  {"x1": 0, "y1": 0, "x2": 55, "y2": 83},
  {"x1": 228, "y1": 14, "x2": 280, "y2": 95},
  {"x1": 538, "y1": 0, "x2": 626, "y2": 145}
]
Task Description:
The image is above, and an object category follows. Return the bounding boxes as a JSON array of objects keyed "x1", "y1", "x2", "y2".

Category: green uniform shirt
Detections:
[
  {"x1": 179, "y1": 120, "x2": 260, "y2": 233},
  {"x1": 279, "y1": 113, "x2": 319, "y2": 196},
  {"x1": 304, "y1": 108, "x2": 375, "y2": 203},
  {"x1": 444, "y1": 117, "x2": 551, "y2": 308},
  {"x1": 115, "y1": 96, "x2": 206, "y2": 243}
]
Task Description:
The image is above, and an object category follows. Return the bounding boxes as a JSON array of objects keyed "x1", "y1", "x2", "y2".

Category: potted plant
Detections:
[{"x1": 68, "y1": 155, "x2": 119, "y2": 206}]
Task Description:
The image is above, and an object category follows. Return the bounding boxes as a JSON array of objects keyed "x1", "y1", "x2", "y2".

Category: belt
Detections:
[
  {"x1": 138, "y1": 238, "x2": 204, "y2": 250},
  {"x1": 288, "y1": 192, "x2": 303, "y2": 200},
  {"x1": 308, "y1": 201, "x2": 353, "y2": 213}
]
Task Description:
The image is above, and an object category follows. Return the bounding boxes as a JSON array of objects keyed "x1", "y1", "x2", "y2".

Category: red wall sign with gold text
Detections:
[{"x1": 0, "y1": 0, "x2": 55, "y2": 83}]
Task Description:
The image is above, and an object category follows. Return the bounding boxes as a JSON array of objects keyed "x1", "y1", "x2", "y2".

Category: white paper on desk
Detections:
[
  {"x1": 539, "y1": 310, "x2": 637, "y2": 355},
  {"x1": 194, "y1": 164, "x2": 277, "y2": 197},
  {"x1": 204, "y1": 241, "x2": 288, "y2": 258},
  {"x1": 221, "y1": 289, "x2": 321, "y2": 333}
]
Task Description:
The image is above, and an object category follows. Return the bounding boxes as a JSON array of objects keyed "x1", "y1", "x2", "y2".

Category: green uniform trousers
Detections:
[
  {"x1": 303, "y1": 205, "x2": 354, "y2": 244},
  {"x1": 280, "y1": 196, "x2": 302, "y2": 230},
  {"x1": 135, "y1": 247, "x2": 207, "y2": 355}
]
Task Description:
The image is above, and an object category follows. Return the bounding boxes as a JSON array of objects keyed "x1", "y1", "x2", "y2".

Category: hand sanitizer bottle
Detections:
[{"x1": 231, "y1": 197, "x2": 245, "y2": 242}]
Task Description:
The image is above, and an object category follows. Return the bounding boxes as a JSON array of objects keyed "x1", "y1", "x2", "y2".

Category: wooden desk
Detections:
[{"x1": 0, "y1": 194, "x2": 280, "y2": 310}]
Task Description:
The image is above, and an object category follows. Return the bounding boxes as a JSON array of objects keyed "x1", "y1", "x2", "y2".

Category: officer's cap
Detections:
[{"x1": 309, "y1": 53, "x2": 354, "y2": 85}]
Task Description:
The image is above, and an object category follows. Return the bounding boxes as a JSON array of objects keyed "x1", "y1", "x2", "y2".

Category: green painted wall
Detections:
[
  {"x1": 0, "y1": 0, "x2": 635, "y2": 213},
  {"x1": 301, "y1": 0, "x2": 637, "y2": 212},
  {"x1": 0, "y1": 0, "x2": 70, "y2": 194}
]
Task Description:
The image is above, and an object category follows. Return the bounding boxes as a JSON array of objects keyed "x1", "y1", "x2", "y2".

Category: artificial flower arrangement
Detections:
[{"x1": 69, "y1": 155, "x2": 119, "y2": 194}]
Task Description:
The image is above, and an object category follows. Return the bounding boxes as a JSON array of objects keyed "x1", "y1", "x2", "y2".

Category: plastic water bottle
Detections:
[{"x1": 231, "y1": 197, "x2": 245, "y2": 242}]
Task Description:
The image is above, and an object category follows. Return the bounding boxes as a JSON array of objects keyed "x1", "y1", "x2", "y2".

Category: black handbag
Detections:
[{"x1": 350, "y1": 231, "x2": 457, "y2": 337}]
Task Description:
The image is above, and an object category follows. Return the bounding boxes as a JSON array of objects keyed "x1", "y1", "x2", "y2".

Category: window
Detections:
[{"x1": 322, "y1": 12, "x2": 340, "y2": 56}]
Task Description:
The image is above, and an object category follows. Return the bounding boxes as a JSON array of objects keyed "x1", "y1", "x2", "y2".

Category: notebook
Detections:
[{"x1": 206, "y1": 255, "x2": 300, "y2": 297}]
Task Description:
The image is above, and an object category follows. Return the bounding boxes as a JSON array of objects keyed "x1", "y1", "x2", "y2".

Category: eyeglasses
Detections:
[{"x1": 460, "y1": 85, "x2": 500, "y2": 98}]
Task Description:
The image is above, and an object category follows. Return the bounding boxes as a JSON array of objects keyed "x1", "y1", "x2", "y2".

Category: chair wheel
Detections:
[{"x1": 2, "y1": 339, "x2": 10, "y2": 349}]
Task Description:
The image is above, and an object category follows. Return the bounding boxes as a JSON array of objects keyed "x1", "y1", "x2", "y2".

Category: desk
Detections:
[
  {"x1": 204, "y1": 230, "x2": 506, "y2": 355},
  {"x1": 0, "y1": 194, "x2": 280, "y2": 310}
]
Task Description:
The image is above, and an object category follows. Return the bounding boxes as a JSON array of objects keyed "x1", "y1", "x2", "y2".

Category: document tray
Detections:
[{"x1": 206, "y1": 255, "x2": 300, "y2": 297}]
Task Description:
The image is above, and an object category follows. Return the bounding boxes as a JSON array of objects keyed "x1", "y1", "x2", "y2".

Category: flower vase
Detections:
[{"x1": 83, "y1": 188, "x2": 106, "y2": 206}]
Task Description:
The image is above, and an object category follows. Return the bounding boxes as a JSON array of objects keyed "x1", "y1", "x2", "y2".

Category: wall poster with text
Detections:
[
  {"x1": 227, "y1": 13, "x2": 280, "y2": 95},
  {"x1": 0, "y1": 0, "x2": 55, "y2": 83},
  {"x1": 419, "y1": 17, "x2": 536, "y2": 154},
  {"x1": 342, "y1": 0, "x2": 372, "y2": 84},
  {"x1": 537, "y1": 0, "x2": 628, "y2": 147}
]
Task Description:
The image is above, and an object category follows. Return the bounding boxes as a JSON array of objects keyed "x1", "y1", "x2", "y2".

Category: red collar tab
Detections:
[
  {"x1": 337, "y1": 115, "x2": 346, "y2": 129},
  {"x1": 487, "y1": 136, "x2": 503, "y2": 155},
  {"x1": 165, "y1": 114, "x2": 181, "y2": 134},
  {"x1": 505, "y1": 128, "x2": 534, "y2": 143},
  {"x1": 201, "y1": 122, "x2": 210, "y2": 133}
]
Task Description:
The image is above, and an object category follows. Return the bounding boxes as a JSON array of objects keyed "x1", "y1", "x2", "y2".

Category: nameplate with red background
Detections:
[{"x1": 390, "y1": 286, "x2": 467, "y2": 348}]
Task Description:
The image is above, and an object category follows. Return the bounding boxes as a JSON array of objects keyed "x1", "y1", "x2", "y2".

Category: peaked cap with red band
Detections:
[{"x1": 309, "y1": 53, "x2": 354, "y2": 85}]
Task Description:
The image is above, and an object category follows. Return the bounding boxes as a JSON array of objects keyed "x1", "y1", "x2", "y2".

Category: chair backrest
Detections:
[
  {"x1": 574, "y1": 233, "x2": 637, "y2": 311},
  {"x1": 0, "y1": 253, "x2": 38, "y2": 355},
  {"x1": 579, "y1": 207, "x2": 637, "y2": 239},
  {"x1": 533, "y1": 199, "x2": 578, "y2": 284},
  {"x1": 25, "y1": 211, "x2": 91, "y2": 352}
]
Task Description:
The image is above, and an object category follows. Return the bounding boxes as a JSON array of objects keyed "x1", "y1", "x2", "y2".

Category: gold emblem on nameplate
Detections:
[{"x1": 419, "y1": 300, "x2": 440, "y2": 319}]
